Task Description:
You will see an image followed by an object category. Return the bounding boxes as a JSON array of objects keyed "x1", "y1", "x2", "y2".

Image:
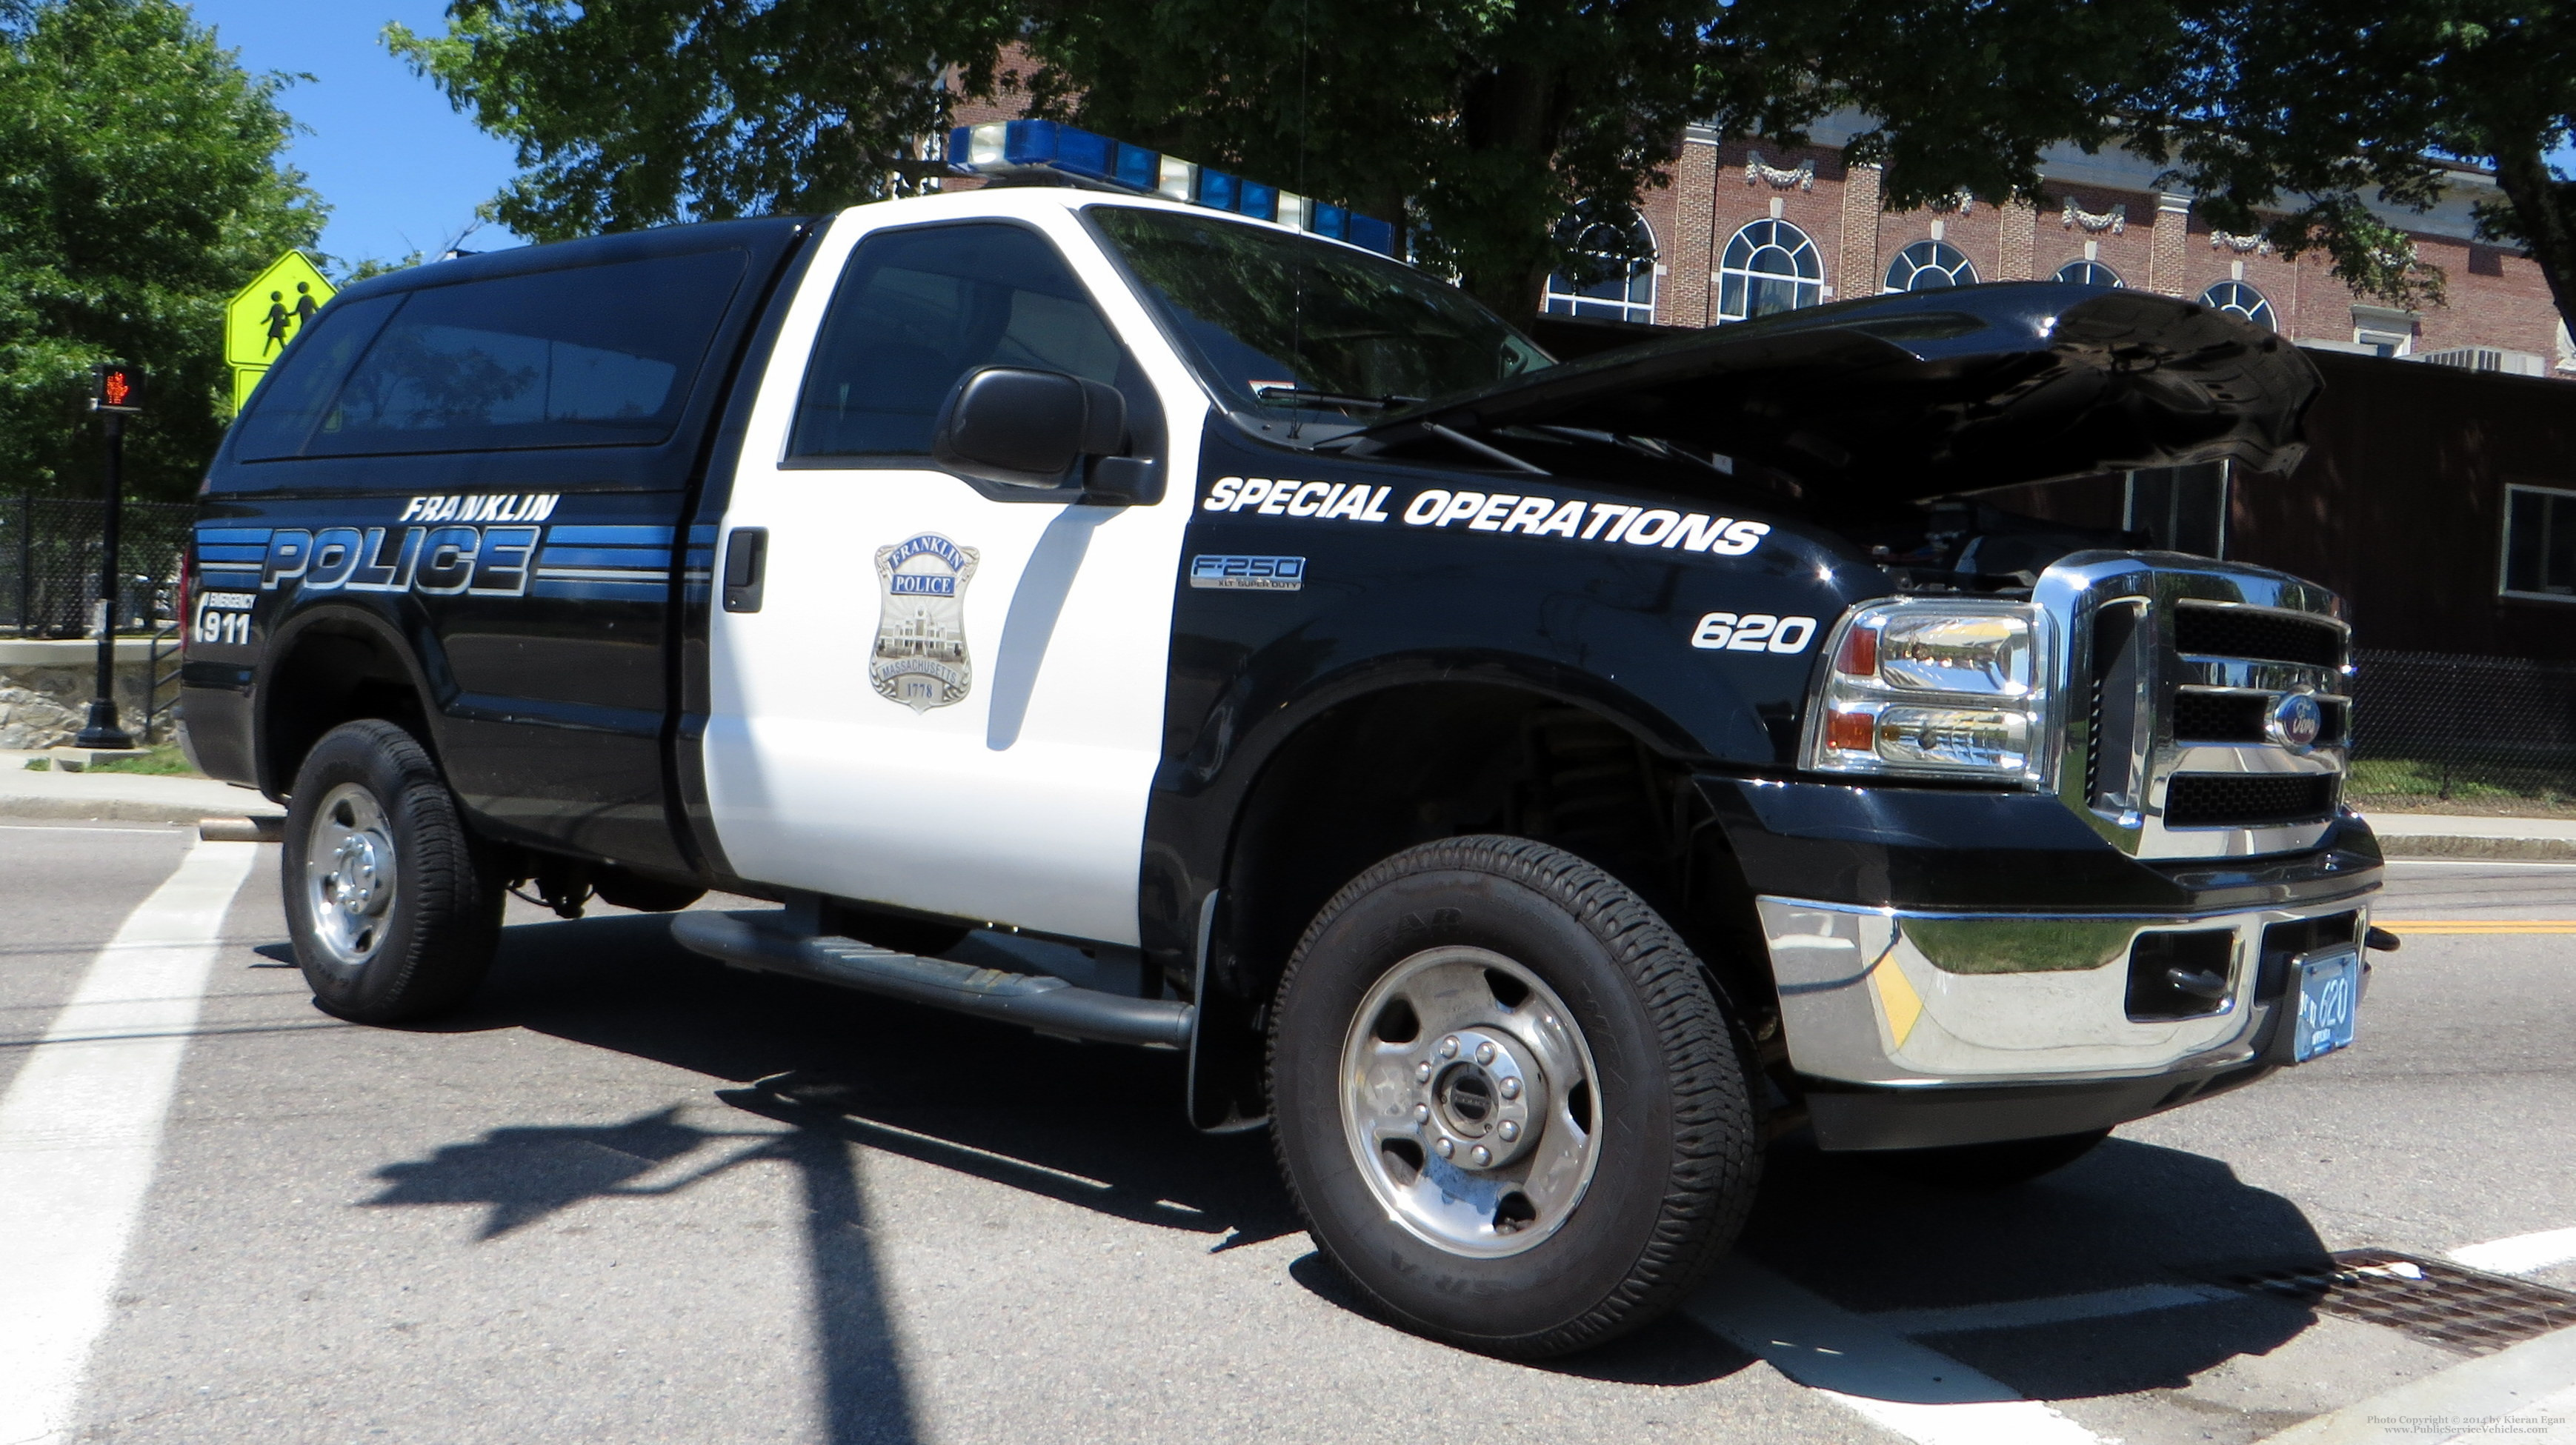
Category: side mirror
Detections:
[{"x1": 933, "y1": 366, "x2": 1127, "y2": 490}]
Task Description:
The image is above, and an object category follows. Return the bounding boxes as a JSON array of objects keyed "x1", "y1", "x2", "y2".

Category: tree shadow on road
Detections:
[{"x1": 362, "y1": 1098, "x2": 917, "y2": 1445}]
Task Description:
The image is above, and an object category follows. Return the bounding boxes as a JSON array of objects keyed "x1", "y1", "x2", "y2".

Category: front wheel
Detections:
[
  {"x1": 282, "y1": 719, "x2": 503, "y2": 1023},
  {"x1": 1268, "y1": 835, "x2": 1760, "y2": 1358}
]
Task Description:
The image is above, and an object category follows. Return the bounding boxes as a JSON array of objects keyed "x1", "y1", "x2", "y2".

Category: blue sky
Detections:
[{"x1": 190, "y1": 0, "x2": 527, "y2": 268}]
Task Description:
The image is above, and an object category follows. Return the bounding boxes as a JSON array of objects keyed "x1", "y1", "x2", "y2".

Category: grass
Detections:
[
  {"x1": 2347, "y1": 755, "x2": 2576, "y2": 818},
  {"x1": 85, "y1": 743, "x2": 198, "y2": 776}
]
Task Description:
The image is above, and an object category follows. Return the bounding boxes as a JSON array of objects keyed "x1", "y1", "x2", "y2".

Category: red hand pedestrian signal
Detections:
[{"x1": 90, "y1": 363, "x2": 144, "y2": 413}]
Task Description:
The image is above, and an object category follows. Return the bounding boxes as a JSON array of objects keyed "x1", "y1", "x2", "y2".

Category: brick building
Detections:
[{"x1": 1555, "y1": 115, "x2": 2570, "y2": 379}]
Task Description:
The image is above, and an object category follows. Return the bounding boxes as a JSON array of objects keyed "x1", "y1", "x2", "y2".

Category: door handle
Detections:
[{"x1": 722, "y1": 527, "x2": 766, "y2": 613}]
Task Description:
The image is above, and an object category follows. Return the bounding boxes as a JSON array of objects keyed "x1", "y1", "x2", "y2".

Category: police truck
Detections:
[{"x1": 184, "y1": 120, "x2": 2383, "y2": 1357}]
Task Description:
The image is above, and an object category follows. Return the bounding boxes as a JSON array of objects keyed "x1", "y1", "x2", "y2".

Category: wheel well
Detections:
[
  {"x1": 1217, "y1": 684, "x2": 1774, "y2": 1024},
  {"x1": 261, "y1": 620, "x2": 432, "y2": 795}
]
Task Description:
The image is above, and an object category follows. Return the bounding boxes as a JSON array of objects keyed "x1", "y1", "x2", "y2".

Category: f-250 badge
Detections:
[{"x1": 872, "y1": 533, "x2": 979, "y2": 713}]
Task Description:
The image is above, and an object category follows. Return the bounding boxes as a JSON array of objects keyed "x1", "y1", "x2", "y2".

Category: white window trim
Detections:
[
  {"x1": 1542, "y1": 213, "x2": 1660, "y2": 324},
  {"x1": 1715, "y1": 217, "x2": 1826, "y2": 323},
  {"x1": 2499, "y1": 481, "x2": 2576, "y2": 603}
]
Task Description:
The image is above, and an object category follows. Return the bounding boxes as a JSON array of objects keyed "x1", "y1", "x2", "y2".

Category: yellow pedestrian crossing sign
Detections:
[{"x1": 224, "y1": 251, "x2": 334, "y2": 416}]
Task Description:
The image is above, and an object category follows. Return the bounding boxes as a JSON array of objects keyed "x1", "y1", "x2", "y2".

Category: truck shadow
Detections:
[
  {"x1": 1722, "y1": 1133, "x2": 2332, "y2": 1401},
  {"x1": 437, "y1": 909, "x2": 1299, "y2": 1248},
  {"x1": 374, "y1": 909, "x2": 2331, "y2": 1409}
]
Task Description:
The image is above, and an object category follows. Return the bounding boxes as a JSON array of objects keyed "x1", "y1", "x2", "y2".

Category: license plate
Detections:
[{"x1": 2292, "y1": 947, "x2": 2362, "y2": 1062}]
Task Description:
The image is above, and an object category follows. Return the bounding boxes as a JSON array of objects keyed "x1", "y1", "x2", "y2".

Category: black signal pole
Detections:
[{"x1": 76, "y1": 364, "x2": 142, "y2": 751}]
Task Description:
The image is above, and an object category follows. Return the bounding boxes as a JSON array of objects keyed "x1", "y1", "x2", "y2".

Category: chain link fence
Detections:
[
  {"x1": 0, "y1": 497, "x2": 194, "y2": 638},
  {"x1": 2347, "y1": 649, "x2": 2576, "y2": 807}
]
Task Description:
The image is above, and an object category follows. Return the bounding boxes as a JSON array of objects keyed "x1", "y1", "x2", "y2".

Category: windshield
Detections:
[{"x1": 1084, "y1": 204, "x2": 1551, "y2": 418}]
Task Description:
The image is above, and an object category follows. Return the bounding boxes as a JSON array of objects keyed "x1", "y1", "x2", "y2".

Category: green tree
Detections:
[
  {"x1": 391, "y1": 0, "x2": 1823, "y2": 312},
  {"x1": 389, "y1": 0, "x2": 2567, "y2": 322},
  {"x1": 2122, "y1": 1, "x2": 2576, "y2": 321},
  {"x1": 385, "y1": 0, "x2": 1019, "y2": 243},
  {"x1": 0, "y1": 0, "x2": 324, "y2": 501}
]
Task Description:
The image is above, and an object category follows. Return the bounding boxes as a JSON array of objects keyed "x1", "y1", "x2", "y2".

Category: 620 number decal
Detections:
[{"x1": 1691, "y1": 612, "x2": 1817, "y2": 654}]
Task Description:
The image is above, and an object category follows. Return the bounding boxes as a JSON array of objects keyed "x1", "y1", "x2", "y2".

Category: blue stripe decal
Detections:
[
  {"x1": 199, "y1": 567, "x2": 260, "y2": 581},
  {"x1": 542, "y1": 525, "x2": 673, "y2": 544},
  {"x1": 688, "y1": 525, "x2": 718, "y2": 541},
  {"x1": 530, "y1": 578, "x2": 668, "y2": 602},
  {"x1": 196, "y1": 544, "x2": 269, "y2": 563},
  {"x1": 196, "y1": 527, "x2": 273, "y2": 544},
  {"x1": 536, "y1": 547, "x2": 672, "y2": 568}
]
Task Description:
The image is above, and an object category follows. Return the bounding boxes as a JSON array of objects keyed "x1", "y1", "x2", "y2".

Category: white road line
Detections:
[
  {"x1": 1687, "y1": 1258, "x2": 2106, "y2": 1445},
  {"x1": 0, "y1": 840, "x2": 257, "y2": 1445},
  {"x1": 1865, "y1": 1281, "x2": 2242, "y2": 1337},
  {"x1": 2450, "y1": 1227, "x2": 2576, "y2": 1277}
]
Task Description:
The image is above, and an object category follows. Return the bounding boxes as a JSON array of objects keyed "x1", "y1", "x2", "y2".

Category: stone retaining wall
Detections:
[{"x1": 0, "y1": 649, "x2": 167, "y2": 749}]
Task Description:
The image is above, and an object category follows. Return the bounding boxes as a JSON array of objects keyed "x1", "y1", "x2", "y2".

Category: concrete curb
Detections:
[
  {"x1": 0, "y1": 795, "x2": 286, "y2": 827},
  {"x1": 2254, "y1": 1323, "x2": 2576, "y2": 1443},
  {"x1": 2377, "y1": 834, "x2": 2576, "y2": 862},
  {"x1": 2367, "y1": 812, "x2": 2576, "y2": 863}
]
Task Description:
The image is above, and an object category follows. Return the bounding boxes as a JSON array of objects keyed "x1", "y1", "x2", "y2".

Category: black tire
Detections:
[
  {"x1": 282, "y1": 719, "x2": 503, "y2": 1023},
  {"x1": 1268, "y1": 835, "x2": 1759, "y2": 1358},
  {"x1": 1863, "y1": 1129, "x2": 2111, "y2": 1191}
]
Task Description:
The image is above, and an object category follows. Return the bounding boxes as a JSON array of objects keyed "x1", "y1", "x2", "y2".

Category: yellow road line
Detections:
[{"x1": 2374, "y1": 919, "x2": 2576, "y2": 934}]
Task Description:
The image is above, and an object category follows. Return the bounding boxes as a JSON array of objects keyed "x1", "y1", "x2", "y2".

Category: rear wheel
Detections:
[
  {"x1": 1268, "y1": 835, "x2": 1759, "y2": 1358},
  {"x1": 282, "y1": 719, "x2": 502, "y2": 1023}
]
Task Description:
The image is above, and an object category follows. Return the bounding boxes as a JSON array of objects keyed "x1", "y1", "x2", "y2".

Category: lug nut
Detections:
[
  {"x1": 1471, "y1": 1145, "x2": 1491, "y2": 1167},
  {"x1": 1474, "y1": 1041, "x2": 1495, "y2": 1065},
  {"x1": 1436, "y1": 1138, "x2": 1454, "y2": 1159},
  {"x1": 1440, "y1": 1035, "x2": 1460, "y2": 1058},
  {"x1": 1499, "y1": 1077, "x2": 1521, "y2": 1100},
  {"x1": 1417, "y1": 1061, "x2": 1433, "y2": 1082},
  {"x1": 1414, "y1": 1104, "x2": 1430, "y2": 1123},
  {"x1": 1499, "y1": 1121, "x2": 1520, "y2": 1142}
]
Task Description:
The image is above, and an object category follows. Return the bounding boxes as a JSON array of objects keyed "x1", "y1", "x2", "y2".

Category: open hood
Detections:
[{"x1": 1347, "y1": 283, "x2": 2320, "y2": 500}]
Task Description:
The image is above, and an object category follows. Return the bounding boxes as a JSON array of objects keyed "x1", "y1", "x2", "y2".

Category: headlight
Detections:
[{"x1": 1801, "y1": 599, "x2": 2054, "y2": 784}]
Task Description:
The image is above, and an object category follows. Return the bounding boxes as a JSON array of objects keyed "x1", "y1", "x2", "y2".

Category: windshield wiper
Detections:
[{"x1": 1252, "y1": 385, "x2": 1425, "y2": 412}]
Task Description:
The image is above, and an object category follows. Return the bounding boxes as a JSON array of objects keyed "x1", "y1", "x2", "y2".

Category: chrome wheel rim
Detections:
[
  {"x1": 1339, "y1": 945, "x2": 1603, "y2": 1258},
  {"x1": 303, "y1": 782, "x2": 397, "y2": 970}
]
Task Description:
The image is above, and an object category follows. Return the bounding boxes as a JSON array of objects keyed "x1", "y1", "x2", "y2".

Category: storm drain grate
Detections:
[{"x1": 2221, "y1": 1249, "x2": 2576, "y2": 1355}]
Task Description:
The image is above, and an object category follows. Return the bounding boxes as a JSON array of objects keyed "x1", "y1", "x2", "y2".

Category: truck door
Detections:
[{"x1": 701, "y1": 213, "x2": 1195, "y2": 947}]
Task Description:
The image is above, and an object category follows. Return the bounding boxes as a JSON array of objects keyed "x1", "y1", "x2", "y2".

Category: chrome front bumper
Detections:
[{"x1": 1759, "y1": 892, "x2": 2374, "y2": 1088}]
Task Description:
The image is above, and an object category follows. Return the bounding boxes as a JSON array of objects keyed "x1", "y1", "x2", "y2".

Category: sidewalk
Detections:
[
  {"x1": 2364, "y1": 810, "x2": 2576, "y2": 861},
  {"x1": 0, "y1": 763, "x2": 279, "y2": 827}
]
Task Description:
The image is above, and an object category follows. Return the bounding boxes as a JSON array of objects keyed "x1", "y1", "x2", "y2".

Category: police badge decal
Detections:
[{"x1": 871, "y1": 533, "x2": 979, "y2": 712}]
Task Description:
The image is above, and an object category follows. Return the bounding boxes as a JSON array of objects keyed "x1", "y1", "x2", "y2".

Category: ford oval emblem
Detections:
[{"x1": 2266, "y1": 692, "x2": 2323, "y2": 752}]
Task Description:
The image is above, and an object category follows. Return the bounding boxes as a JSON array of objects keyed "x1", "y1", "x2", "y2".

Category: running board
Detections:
[{"x1": 668, "y1": 910, "x2": 1194, "y2": 1049}]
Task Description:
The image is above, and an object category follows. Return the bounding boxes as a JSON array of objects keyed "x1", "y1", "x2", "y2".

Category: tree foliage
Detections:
[
  {"x1": 390, "y1": 0, "x2": 2576, "y2": 326},
  {"x1": 0, "y1": 0, "x2": 323, "y2": 500},
  {"x1": 2125, "y1": 1, "x2": 2576, "y2": 323}
]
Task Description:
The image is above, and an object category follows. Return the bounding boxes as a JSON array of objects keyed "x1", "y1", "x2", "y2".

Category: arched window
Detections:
[
  {"x1": 2054, "y1": 258, "x2": 2123, "y2": 288},
  {"x1": 1542, "y1": 210, "x2": 1657, "y2": 324},
  {"x1": 2200, "y1": 280, "x2": 2276, "y2": 330},
  {"x1": 1885, "y1": 240, "x2": 1977, "y2": 292},
  {"x1": 1717, "y1": 218, "x2": 1824, "y2": 322}
]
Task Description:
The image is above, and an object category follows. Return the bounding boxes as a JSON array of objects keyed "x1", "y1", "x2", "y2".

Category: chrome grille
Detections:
[
  {"x1": 2037, "y1": 553, "x2": 2352, "y2": 859},
  {"x1": 2173, "y1": 602, "x2": 2348, "y2": 667}
]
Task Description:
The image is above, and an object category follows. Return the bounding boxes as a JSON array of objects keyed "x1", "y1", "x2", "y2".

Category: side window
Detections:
[
  {"x1": 293, "y1": 249, "x2": 747, "y2": 458},
  {"x1": 790, "y1": 222, "x2": 1136, "y2": 459},
  {"x1": 230, "y1": 293, "x2": 403, "y2": 462}
]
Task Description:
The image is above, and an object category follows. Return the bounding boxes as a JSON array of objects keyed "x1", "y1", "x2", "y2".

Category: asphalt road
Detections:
[{"x1": 7, "y1": 826, "x2": 2573, "y2": 1445}]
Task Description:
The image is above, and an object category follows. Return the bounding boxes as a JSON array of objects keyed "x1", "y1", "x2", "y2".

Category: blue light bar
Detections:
[{"x1": 946, "y1": 119, "x2": 1402, "y2": 258}]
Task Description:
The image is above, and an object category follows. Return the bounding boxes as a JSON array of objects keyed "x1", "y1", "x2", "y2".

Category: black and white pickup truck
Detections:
[{"x1": 184, "y1": 120, "x2": 2383, "y2": 1356}]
